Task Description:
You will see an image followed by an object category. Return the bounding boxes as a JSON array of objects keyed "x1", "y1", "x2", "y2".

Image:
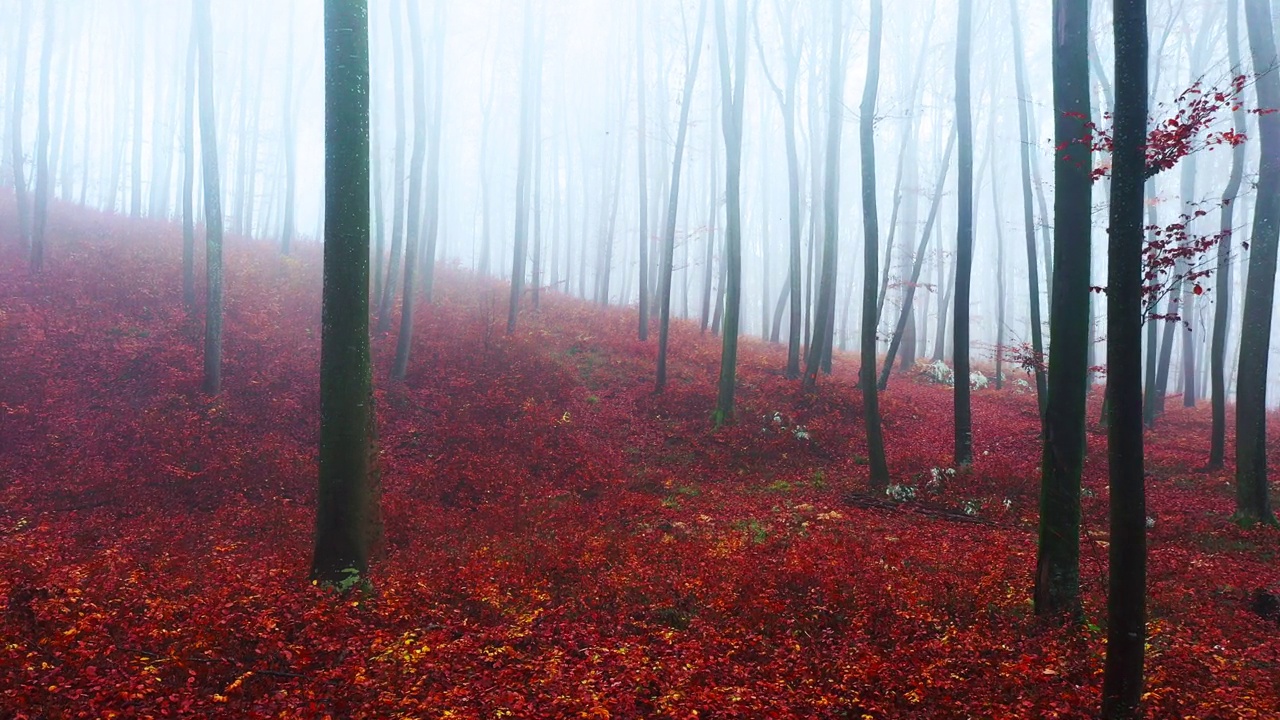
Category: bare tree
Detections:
[{"x1": 194, "y1": 0, "x2": 224, "y2": 395}]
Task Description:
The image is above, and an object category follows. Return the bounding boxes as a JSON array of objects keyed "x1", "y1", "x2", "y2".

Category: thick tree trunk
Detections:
[
  {"x1": 1235, "y1": 0, "x2": 1280, "y2": 524},
  {"x1": 312, "y1": 0, "x2": 380, "y2": 587},
  {"x1": 952, "y1": 0, "x2": 975, "y2": 465},
  {"x1": 1035, "y1": 0, "x2": 1092, "y2": 620},
  {"x1": 1101, "y1": 1, "x2": 1148, "y2": 715}
]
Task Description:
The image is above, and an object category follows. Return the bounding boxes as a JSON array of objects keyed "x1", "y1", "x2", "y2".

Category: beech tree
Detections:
[
  {"x1": 31, "y1": 0, "x2": 54, "y2": 273},
  {"x1": 391, "y1": 0, "x2": 429, "y2": 378},
  {"x1": 712, "y1": 0, "x2": 747, "y2": 425},
  {"x1": 9, "y1": 0, "x2": 32, "y2": 251},
  {"x1": 859, "y1": 0, "x2": 889, "y2": 489},
  {"x1": 1036, "y1": 0, "x2": 1091, "y2": 619},
  {"x1": 656, "y1": 0, "x2": 709, "y2": 394},
  {"x1": 194, "y1": 0, "x2": 224, "y2": 396},
  {"x1": 1235, "y1": 0, "x2": 1280, "y2": 524},
  {"x1": 952, "y1": 0, "x2": 974, "y2": 465},
  {"x1": 1102, "y1": 0, "x2": 1149, "y2": 714},
  {"x1": 1209, "y1": 0, "x2": 1247, "y2": 471},
  {"x1": 313, "y1": 0, "x2": 380, "y2": 586}
]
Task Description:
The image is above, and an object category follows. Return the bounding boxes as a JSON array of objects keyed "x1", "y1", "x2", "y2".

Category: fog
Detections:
[{"x1": 4, "y1": 0, "x2": 1273, "y2": 406}]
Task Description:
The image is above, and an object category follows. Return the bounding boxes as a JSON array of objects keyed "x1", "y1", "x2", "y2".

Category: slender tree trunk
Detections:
[
  {"x1": 879, "y1": 129, "x2": 956, "y2": 388},
  {"x1": 1210, "y1": 0, "x2": 1248, "y2": 470},
  {"x1": 195, "y1": 0, "x2": 224, "y2": 395},
  {"x1": 421, "y1": 0, "x2": 446, "y2": 302},
  {"x1": 391, "y1": 0, "x2": 429, "y2": 378},
  {"x1": 636, "y1": 0, "x2": 650, "y2": 340},
  {"x1": 130, "y1": 0, "x2": 145, "y2": 219},
  {"x1": 9, "y1": 0, "x2": 32, "y2": 250},
  {"x1": 859, "y1": 0, "x2": 890, "y2": 489},
  {"x1": 712, "y1": 0, "x2": 748, "y2": 425},
  {"x1": 952, "y1": 0, "x2": 975, "y2": 465},
  {"x1": 375, "y1": 0, "x2": 407, "y2": 332},
  {"x1": 1235, "y1": 0, "x2": 1280, "y2": 524},
  {"x1": 31, "y1": 0, "x2": 55, "y2": 273},
  {"x1": 656, "y1": 0, "x2": 709, "y2": 393},
  {"x1": 312, "y1": 0, "x2": 380, "y2": 587},
  {"x1": 281, "y1": 3, "x2": 298, "y2": 255},
  {"x1": 802, "y1": 0, "x2": 845, "y2": 391},
  {"x1": 1102, "y1": 1, "x2": 1148, "y2": 714},
  {"x1": 506, "y1": 0, "x2": 539, "y2": 332},
  {"x1": 182, "y1": 10, "x2": 197, "y2": 308},
  {"x1": 1009, "y1": 0, "x2": 1048, "y2": 415}
]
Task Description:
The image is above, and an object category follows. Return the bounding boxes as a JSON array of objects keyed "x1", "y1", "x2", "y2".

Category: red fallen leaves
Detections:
[{"x1": 0, "y1": 200, "x2": 1277, "y2": 718}]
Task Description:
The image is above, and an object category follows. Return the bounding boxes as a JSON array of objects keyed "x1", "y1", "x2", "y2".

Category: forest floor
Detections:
[{"x1": 1, "y1": 203, "x2": 1278, "y2": 719}]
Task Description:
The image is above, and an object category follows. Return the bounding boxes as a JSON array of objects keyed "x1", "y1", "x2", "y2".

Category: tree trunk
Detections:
[
  {"x1": 375, "y1": 0, "x2": 407, "y2": 332},
  {"x1": 1035, "y1": 0, "x2": 1091, "y2": 620},
  {"x1": 656, "y1": 0, "x2": 709, "y2": 394},
  {"x1": 1101, "y1": 1, "x2": 1148, "y2": 714},
  {"x1": 953, "y1": 0, "x2": 975, "y2": 465},
  {"x1": 859, "y1": 0, "x2": 890, "y2": 490},
  {"x1": 31, "y1": 0, "x2": 55, "y2": 273},
  {"x1": 391, "y1": 0, "x2": 429, "y2": 378},
  {"x1": 1209, "y1": 0, "x2": 1247, "y2": 470},
  {"x1": 312, "y1": 0, "x2": 380, "y2": 587},
  {"x1": 1235, "y1": 0, "x2": 1280, "y2": 524},
  {"x1": 8, "y1": 0, "x2": 31, "y2": 250},
  {"x1": 712, "y1": 0, "x2": 747, "y2": 425},
  {"x1": 879, "y1": 129, "x2": 956, "y2": 388},
  {"x1": 1009, "y1": 0, "x2": 1048, "y2": 415},
  {"x1": 131, "y1": 0, "x2": 145, "y2": 219},
  {"x1": 281, "y1": 2, "x2": 298, "y2": 255},
  {"x1": 182, "y1": 9, "x2": 196, "y2": 308},
  {"x1": 636, "y1": 0, "x2": 650, "y2": 340},
  {"x1": 420, "y1": 0, "x2": 447, "y2": 303},
  {"x1": 195, "y1": 0, "x2": 224, "y2": 395}
]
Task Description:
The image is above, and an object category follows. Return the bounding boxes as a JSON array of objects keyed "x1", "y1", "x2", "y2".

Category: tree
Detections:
[
  {"x1": 181, "y1": 8, "x2": 197, "y2": 308},
  {"x1": 859, "y1": 0, "x2": 889, "y2": 490},
  {"x1": 1035, "y1": 0, "x2": 1091, "y2": 619},
  {"x1": 1235, "y1": 0, "x2": 1280, "y2": 524},
  {"x1": 802, "y1": 0, "x2": 845, "y2": 392},
  {"x1": 656, "y1": 0, "x2": 709, "y2": 394},
  {"x1": 194, "y1": 0, "x2": 224, "y2": 396},
  {"x1": 753, "y1": 0, "x2": 804, "y2": 378},
  {"x1": 312, "y1": 0, "x2": 380, "y2": 586},
  {"x1": 280, "y1": 0, "x2": 298, "y2": 255},
  {"x1": 878, "y1": 128, "x2": 956, "y2": 389},
  {"x1": 1102, "y1": 0, "x2": 1148, "y2": 714},
  {"x1": 31, "y1": 0, "x2": 55, "y2": 273},
  {"x1": 419, "y1": 0, "x2": 447, "y2": 302},
  {"x1": 375, "y1": 0, "x2": 407, "y2": 332},
  {"x1": 8, "y1": 0, "x2": 32, "y2": 251},
  {"x1": 391, "y1": 0, "x2": 429, "y2": 379},
  {"x1": 506, "y1": 0, "x2": 538, "y2": 334},
  {"x1": 636, "y1": 0, "x2": 650, "y2": 341},
  {"x1": 130, "y1": 0, "x2": 144, "y2": 219},
  {"x1": 1209, "y1": 0, "x2": 1248, "y2": 471},
  {"x1": 712, "y1": 0, "x2": 747, "y2": 425},
  {"x1": 1008, "y1": 0, "x2": 1048, "y2": 415},
  {"x1": 952, "y1": 0, "x2": 975, "y2": 465}
]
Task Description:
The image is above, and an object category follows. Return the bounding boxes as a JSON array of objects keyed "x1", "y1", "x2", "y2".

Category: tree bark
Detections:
[
  {"x1": 859, "y1": 0, "x2": 890, "y2": 490},
  {"x1": 1209, "y1": 0, "x2": 1247, "y2": 470},
  {"x1": 656, "y1": 0, "x2": 708, "y2": 394},
  {"x1": 312, "y1": 0, "x2": 380, "y2": 586},
  {"x1": 712, "y1": 0, "x2": 748, "y2": 425},
  {"x1": 1235, "y1": 0, "x2": 1280, "y2": 524},
  {"x1": 195, "y1": 0, "x2": 224, "y2": 395},
  {"x1": 1101, "y1": 1, "x2": 1148, "y2": 714},
  {"x1": 952, "y1": 0, "x2": 975, "y2": 465}
]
